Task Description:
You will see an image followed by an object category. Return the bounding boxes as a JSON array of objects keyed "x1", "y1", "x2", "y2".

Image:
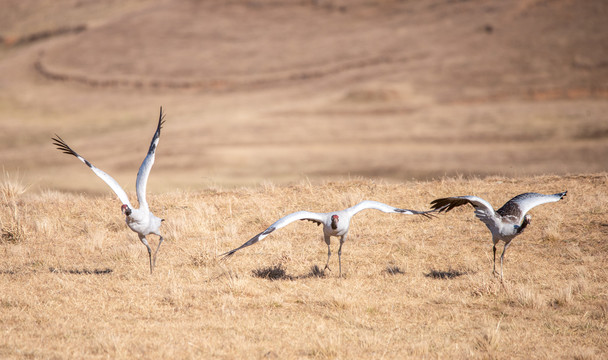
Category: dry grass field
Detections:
[{"x1": 1, "y1": 173, "x2": 607, "y2": 359}]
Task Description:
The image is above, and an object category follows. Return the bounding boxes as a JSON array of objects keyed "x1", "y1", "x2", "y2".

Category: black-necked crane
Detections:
[
  {"x1": 52, "y1": 107, "x2": 166, "y2": 274},
  {"x1": 430, "y1": 191, "x2": 567, "y2": 281}
]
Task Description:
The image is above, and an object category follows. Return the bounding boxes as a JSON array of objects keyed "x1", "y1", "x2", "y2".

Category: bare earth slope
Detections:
[
  {"x1": 0, "y1": 175, "x2": 606, "y2": 358},
  {"x1": 0, "y1": 0, "x2": 606, "y2": 192}
]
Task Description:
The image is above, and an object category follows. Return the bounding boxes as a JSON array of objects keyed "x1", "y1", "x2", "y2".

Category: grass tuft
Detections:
[
  {"x1": 475, "y1": 319, "x2": 502, "y2": 357},
  {"x1": 0, "y1": 170, "x2": 28, "y2": 203},
  {"x1": 0, "y1": 206, "x2": 26, "y2": 244},
  {"x1": 0, "y1": 171, "x2": 29, "y2": 244},
  {"x1": 511, "y1": 285, "x2": 546, "y2": 309}
]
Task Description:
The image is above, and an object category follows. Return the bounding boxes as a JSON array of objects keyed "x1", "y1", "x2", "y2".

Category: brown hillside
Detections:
[{"x1": 0, "y1": 0, "x2": 606, "y2": 192}]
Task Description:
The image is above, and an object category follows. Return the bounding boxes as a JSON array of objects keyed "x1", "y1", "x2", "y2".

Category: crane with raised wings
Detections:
[
  {"x1": 52, "y1": 107, "x2": 166, "y2": 274},
  {"x1": 430, "y1": 191, "x2": 567, "y2": 281}
]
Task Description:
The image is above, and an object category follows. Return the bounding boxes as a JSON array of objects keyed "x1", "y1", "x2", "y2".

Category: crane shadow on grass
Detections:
[
  {"x1": 425, "y1": 268, "x2": 468, "y2": 279},
  {"x1": 252, "y1": 264, "x2": 327, "y2": 281},
  {"x1": 252, "y1": 264, "x2": 410, "y2": 280},
  {"x1": 384, "y1": 265, "x2": 406, "y2": 275},
  {"x1": 49, "y1": 267, "x2": 113, "y2": 275}
]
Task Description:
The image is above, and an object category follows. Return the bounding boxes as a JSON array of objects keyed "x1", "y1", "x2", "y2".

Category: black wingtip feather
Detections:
[
  {"x1": 218, "y1": 229, "x2": 271, "y2": 259},
  {"x1": 395, "y1": 208, "x2": 438, "y2": 219},
  {"x1": 145, "y1": 107, "x2": 166, "y2": 155},
  {"x1": 219, "y1": 250, "x2": 236, "y2": 259},
  {"x1": 158, "y1": 106, "x2": 166, "y2": 130},
  {"x1": 418, "y1": 210, "x2": 438, "y2": 219},
  {"x1": 52, "y1": 134, "x2": 80, "y2": 158},
  {"x1": 430, "y1": 198, "x2": 464, "y2": 213}
]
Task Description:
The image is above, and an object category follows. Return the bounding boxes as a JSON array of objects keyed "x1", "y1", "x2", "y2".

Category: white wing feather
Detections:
[
  {"x1": 136, "y1": 107, "x2": 165, "y2": 211},
  {"x1": 52, "y1": 135, "x2": 132, "y2": 208},
  {"x1": 499, "y1": 192, "x2": 567, "y2": 218},
  {"x1": 220, "y1": 211, "x2": 326, "y2": 257},
  {"x1": 346, "y1": 200, "x2": 434, "y2": 217}
]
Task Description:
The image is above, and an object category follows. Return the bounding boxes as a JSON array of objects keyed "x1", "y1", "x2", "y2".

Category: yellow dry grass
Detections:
[{"x1": 1, "y1": 173, "x2": 606, "y2": 359}]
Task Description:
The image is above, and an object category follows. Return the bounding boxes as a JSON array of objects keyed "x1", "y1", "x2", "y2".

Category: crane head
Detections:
[
  {"x1": 515, "y1": 214, "x2": 531, "y2": 234},
  {"x1": 121, "y1": 204, "x2": 132, "y2": 216},
  {"x1": 331, "y1": 214, "x2": 339, "y2": 229}
]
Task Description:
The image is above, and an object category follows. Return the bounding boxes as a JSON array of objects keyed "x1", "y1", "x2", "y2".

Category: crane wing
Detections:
[
  {"x1": 496, "y1": 191, "x2": 567, "y2": 219},
  {"x1": 431, "y1": 195, "x2": 501, "y2": 231},
  {"x1": 135, "y1": 107, "x2": 165, "y2": 211},
  {"x1": 431, "y1": 196, "x2": 495, "y2": 215},
  {"x1": 347, "y1": 200, "x2": 436, "y2": 219},
  {"x1": 220, "y1": 211, "x2": 326, "y2": 258},
  {"x1": 52, "y1": 135, "x2": 132, "y2": 208}
]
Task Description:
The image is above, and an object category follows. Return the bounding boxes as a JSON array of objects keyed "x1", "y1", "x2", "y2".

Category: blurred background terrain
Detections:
[{"x1": 1, "y1": 0, "x2": 607, "y2": 193}]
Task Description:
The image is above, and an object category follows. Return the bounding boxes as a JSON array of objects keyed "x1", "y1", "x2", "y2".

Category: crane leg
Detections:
[
  {"x1": 492, "y1": 244, "x2": 497, "y2": 276},
  {"x1": 152, "y1": 236, "x2": 164, "y2": 270},
  {"x1": 323, "y1": 235, "x2": 332, "y2": 272},
  {"x1": 337, "y1": 236, "x2": 345, "y2": 278},
  {"x1": 139, "y1": 236, "x2": 153, "y2": 274},
  {"x1": 499, "y1": 242, "x2": 511, "y2": 282}
]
